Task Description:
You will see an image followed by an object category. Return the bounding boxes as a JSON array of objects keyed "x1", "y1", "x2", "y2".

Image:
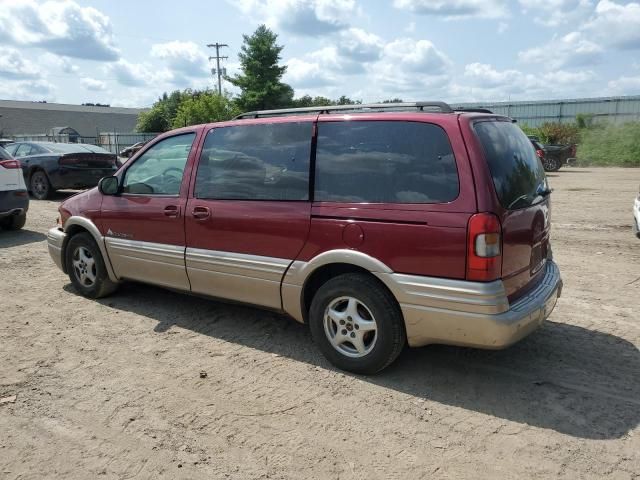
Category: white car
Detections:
[
  {"x1": 0, "y1": 146, "x2": 28, "y2": 230},
  {"x1": 634, "y1": 185, "x2": 640, "y2": 239}
]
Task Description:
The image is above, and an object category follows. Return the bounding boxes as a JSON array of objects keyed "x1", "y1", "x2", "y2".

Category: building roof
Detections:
[{"x1": 0, "y1": 99, "x2": 147, "y2": 115}]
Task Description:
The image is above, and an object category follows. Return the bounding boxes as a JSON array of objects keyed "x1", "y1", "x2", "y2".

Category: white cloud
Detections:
[
  {"x1": 519, "y1": 32, "x2": 603, "y2": 69},
  {"x1": 0, "y1": 0, "x2": 119, "y2": 61},
  {"x1": 231, "y1": 0, "x2": 357, "y2": 35},
  {"x1": 80, "y1": 77, "x2": 107, "y2": 91},
  {"x1": 518, "y1": 0, "x2": 593, "y2": 26},
  {"x1": 0, "y1": 79, "x2": 55, "y2": 101},
  {"x1": 583, "y1": 0, "x2": 640, "y2": 49},
  {"x1": 381, "y1": 38, "x2": 451, "y2": 74},
  {"x1": 151, "y1": 41, "x2": 210, "y2": 80},
  {"x1": 607, "y1": 75, "x2": 640, "y2": 94},
  {"x1": 336, "y1": 28, "x2": 383, "y2": 63},
  {"x1": 285, "y1": 56, "x2": 337, "y2": 88},
  {"x1": 393, "y1": 0, "x2": 510, "y2": 19},
  {"x1": 455, "y1": 62, "x2": 596, "y2": 101},
  {"x1": 107, "y1": 60, "x2": 155, "y2": 87},
  {"x1": 41, "y1": 53, "x2": 79, "y2": 74},
  {"x1": 0, "y1": 47, "x2": 41, "y2": 80}
]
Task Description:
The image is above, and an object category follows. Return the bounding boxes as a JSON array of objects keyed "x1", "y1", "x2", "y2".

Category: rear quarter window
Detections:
[
  {"x1": 315, "y1": 121, "x2": 459, "y2": 203},
  {"x1": 474, "y1": 120, "x2": 547, "y2": 210}
]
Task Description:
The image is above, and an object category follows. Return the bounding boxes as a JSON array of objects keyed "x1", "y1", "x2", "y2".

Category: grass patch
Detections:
[{"x1": 576, "y1": 122, "x2": 640, "y2": 167}]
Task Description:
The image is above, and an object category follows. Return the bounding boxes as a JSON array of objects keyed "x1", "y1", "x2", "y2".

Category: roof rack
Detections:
[
  {"x1": 453, "y1": 107, "x2": 494, "y2": 114},
  {"x1": 234, "y1": 101, "x2": 454, "y2": 119}
]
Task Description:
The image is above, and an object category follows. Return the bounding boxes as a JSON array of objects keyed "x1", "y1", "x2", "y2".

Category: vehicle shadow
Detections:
[
  {"x1": 80, "y1": 282, "x2": 639, "y2": 441},
  {"x1": 0, "y1": 228, "x2": 46, "y2": 247}
]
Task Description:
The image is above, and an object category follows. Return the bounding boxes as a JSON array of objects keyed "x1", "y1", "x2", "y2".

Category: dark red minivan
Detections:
[{"x1": 47, "y1": 102, "x2": 562, "y2": 373}]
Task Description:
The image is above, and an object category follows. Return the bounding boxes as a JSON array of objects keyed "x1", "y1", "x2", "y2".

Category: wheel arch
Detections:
[
  {"x1": 281, "y1": 249, "x2": 401, "y2": 324},
  {"x1": 62, "y1": 216, "x2": 119, "y2": 282}
]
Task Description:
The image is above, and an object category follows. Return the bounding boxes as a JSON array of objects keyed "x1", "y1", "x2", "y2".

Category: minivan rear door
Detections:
[{"x1": 473, "y1": 119, "x2": 551, "y2": 298}]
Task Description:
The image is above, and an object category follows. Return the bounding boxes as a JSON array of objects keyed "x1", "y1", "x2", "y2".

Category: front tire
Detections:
[
  {"x1": 2, "y1": 212, "x2": 26, "y2": 230},
  {"x1": 309, "y1": 273, "x2": 406, "y2": 374},
  {"x1": 65, "y1": 232, "x2": 118, "y2": 298},
  {"x1": 30, "y1": 170, "x2": 53, "y2": 200}
]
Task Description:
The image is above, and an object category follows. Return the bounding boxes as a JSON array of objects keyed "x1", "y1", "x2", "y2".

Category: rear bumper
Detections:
[
  {"x1": 379, "y1": 260, "x2": 562, "y2": 349},
  {"x1": 47, "y1": 227, "x2": 67, "y2": 271},
  {"x1": 49, "y1": 167, "x2": 116, "y2": 190},
  {"x1": 0, "y1": 190, "x2": 29, "y2": 217}
]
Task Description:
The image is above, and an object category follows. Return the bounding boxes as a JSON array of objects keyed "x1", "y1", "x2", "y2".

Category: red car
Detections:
[{"x1": 47, "y1": 102, "x2": 562, "y2": 374}]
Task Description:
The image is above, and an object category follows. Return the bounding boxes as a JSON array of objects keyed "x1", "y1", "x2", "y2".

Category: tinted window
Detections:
[
  {"x1": 123, "y1": 133, "x2": 195, "y2": 195},
  {"x1": 14, "y1": 144, "x2": 33, "y2": 158},
  {"x1": 0, "y1": 146, "x2": 11, "y2": 160},
  {"x1": 474, "y1": 121, "x2": 547, "y2": 210},
  {"x1": 195, "y1": 123, "x2": 311, "y2": 201},
  {"x1": 315, "y1": 121, "x2": 459, "y2": 203},
  {"x1": 4, "y1": 144, "x2": 18, "y2": 156}
]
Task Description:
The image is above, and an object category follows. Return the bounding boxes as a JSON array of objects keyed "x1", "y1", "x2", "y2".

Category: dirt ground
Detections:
[{"x1": 1, "y1": 167, "x2": 639, "y2": 479}]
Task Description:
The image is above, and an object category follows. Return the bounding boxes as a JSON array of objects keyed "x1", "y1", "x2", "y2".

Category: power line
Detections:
[{"x1": 206, "y1": 43, "x2": 228, "y2": 95}]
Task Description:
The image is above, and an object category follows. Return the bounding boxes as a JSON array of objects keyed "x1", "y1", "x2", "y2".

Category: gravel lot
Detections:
[{"x1": 1, "y1": 167, "x2": 639, "y2": 479}]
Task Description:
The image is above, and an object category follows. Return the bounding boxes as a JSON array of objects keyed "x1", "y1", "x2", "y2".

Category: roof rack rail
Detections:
[
  {"x1": 234, "y1": 101, "x2": 454, "y2": 119},
  {"x1": 453, "y1": 107, "x2": 493, "y2": 114}
]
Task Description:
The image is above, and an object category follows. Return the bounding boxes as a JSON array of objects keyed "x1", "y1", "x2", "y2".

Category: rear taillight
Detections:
[
  {"x1": 535, "y1": 149, "x2": 545, "y2": 159},
  {"x1": 58, "y1": 156, "x2": 79, "y2": 166},
  {"x1": 0, "y1": 159, "x2": 21, "y2": 169},
  {"x1": 467, "y1": 213, "x2": 502, "y2": 282}
]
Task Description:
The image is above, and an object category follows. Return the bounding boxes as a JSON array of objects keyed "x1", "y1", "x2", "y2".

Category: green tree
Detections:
[
  {"x1": 172, "y1": 91, "x2": 240, "y2": 128},
  {"x1": 227, "y1": 25, "x2": 294, "y2": 111},
  {"x1": 136, "y1": 90, "x2": 193, "y2": 132},
  {"x1": 136, "y1": 104, "x2": 171, "y2": 132}
]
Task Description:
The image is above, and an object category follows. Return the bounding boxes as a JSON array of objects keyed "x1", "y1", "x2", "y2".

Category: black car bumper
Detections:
[
  {"x1": 49, "y1": 167, "x2": 117, "y2": 190},
  {"x1": 0, "y1": 189, "x2": 29, "y2": 217}
]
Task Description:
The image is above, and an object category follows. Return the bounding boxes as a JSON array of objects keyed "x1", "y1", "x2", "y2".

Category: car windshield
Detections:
[{"x1": 474, "y1": 120, "x2": 548, "y2": 210}]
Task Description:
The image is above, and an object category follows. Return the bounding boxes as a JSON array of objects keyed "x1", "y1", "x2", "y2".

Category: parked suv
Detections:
[
  {"x1": 46, "y1": 102, "x2": 563, "y2": 373},
  {"x1": 0, "y1": 146, "x2": 28, "y2": 230}
]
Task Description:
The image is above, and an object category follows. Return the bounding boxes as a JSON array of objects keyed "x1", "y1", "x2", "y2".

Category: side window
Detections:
[
  {"x1": 14, "y1": 144, "x2": 33, "y2": 158},
  {"x1": 315, "y1": 121, "x2": 459, "y2": 203},
  {"x1": 4, "y1": 144, "x2": 18, "y2": 156},
  {"x1": 122, "y1": 133, "x2": 196, "y2": 195},
  {"x1": 194, "y1": 122, "x2": 311, "y2": 201}
]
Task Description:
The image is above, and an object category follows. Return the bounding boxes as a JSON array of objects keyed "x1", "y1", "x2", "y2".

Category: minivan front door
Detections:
[
  {"x1": 100, "y1": 132, "x2": 198, "y2": 290},
  {"x1": 184, "y1": 120, "x2": 314, "y2": 309}
]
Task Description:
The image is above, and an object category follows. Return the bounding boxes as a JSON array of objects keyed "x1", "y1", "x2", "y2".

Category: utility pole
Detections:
[{"x1": 207, "y1": 43, "x2": 228, "y2": 95}]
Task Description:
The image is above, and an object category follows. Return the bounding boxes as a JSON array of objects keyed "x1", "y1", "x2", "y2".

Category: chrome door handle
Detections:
[
  {"x1": 163, "y1": 205, "x2": 180, "y2": 217},
  {"x1": 192, "y1": 206, "x2": 211, "y2": 220}
]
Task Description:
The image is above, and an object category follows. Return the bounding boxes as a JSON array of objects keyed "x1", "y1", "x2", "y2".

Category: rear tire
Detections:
[
  {"x1": 308, "y1": 273, "x2": 406, "y2": 374},
  {"x1": 30, "y1": 170, "x2": 53, "y2": 200},
  {"x1": 65, "y1": 232, "x2": 118, "y2": 298},
  {"x1": 2, "y1": 212, "x2": 26, "y2": 230},
  {"x1": 542, "y1": 157, "x2": 562, "y2": 172}
]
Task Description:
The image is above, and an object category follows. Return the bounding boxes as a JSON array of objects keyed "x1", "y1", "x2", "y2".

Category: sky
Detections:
[{"x1": 0, "y1": 0, "x2": 639, "y2": 108}]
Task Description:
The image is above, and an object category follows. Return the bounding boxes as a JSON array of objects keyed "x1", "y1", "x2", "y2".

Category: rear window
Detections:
[
  {"x1": 315, "y1": 121, "x2": 459, "y2": 203},
  {"x1": 0, "y1": 146, "x2": 11, "y2": 160},
  {"x1": 474, "y1": 120, "x2": 547, "y2": 210}
]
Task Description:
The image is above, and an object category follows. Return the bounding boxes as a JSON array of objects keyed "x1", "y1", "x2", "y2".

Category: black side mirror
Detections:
[{"x1": 98, "y1": 176, "x2": 119, "y2": 195}]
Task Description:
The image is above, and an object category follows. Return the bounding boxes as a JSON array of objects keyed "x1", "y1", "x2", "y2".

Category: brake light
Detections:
[
  {"x1": 0, "y1": 159, "x2": 21, "y2": 169},
  {"x1": 535, "y1": 149, "x2": 545, "y2": 159},
  {"x1": 467, "y1": 213, "x2": 502, "y2": 281},
  {"x1": 58, "y1": 156, "x2": 80, "y2": 166}
]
